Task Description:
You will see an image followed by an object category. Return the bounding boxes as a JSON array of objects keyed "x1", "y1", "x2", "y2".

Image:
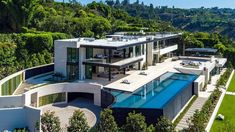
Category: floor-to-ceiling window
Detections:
[
  {"x1": 129, "y1": 47, "x2": 134, "y2": 57},
  {"x1": 142, "y1": 44, "x2": 145, "y2": 55},
  {"x1": 85, "y1": 48, "x2": 93, "y2": 79},
  {"x1": 135, "y1": 45, "x2": 142, "y2": 56},
  {"x1": 67, "y1": 48, "x2": 79, "y2": 80}
]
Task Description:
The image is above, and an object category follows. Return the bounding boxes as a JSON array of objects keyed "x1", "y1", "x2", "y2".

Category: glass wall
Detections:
[
  {"x1": 39, "y1": 92, "x2": 66, "y2": 106},
  {"x1": 135, "y1": 45, "x2": 142, "y2": 56},
  {"x1": 67, "y1": 48, "x2": 79, "y2": 80},
  {"x1": 129, "y1": 47, "x2": 133, "y2": 57},
  {"x1": 1, "y1": 73, "x2": 23, "y2": 95},
  {"x1": 67, "y1": 64, "x2": 79, "y2": 80},
  {"x1": 67, "y1": 48, "x2": 79, "y2": 63},
  {"x1": 142, "y1": 44, "x2": 145, "y2": 55},
  {"x1": 85, "y1": 48, "x2": 93, "y2": 79}
]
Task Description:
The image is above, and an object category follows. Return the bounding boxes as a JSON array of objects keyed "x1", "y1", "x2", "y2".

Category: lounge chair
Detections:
[{"x1": 122, "y1": 79, "x2": 131, "y2": 84}]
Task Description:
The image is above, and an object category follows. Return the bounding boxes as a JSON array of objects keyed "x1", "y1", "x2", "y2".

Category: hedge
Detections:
[{"x1": 21, "y1": 33, "x2": 53, "y2": 53}]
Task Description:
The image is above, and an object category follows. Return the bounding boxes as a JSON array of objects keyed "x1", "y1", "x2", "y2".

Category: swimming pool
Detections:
[
  {"x1": 109, "y1": 72, "x2": 197, "y2": 109},
  {"x1": 101, "y1": 72, "x2": 197, "y2": 124}
]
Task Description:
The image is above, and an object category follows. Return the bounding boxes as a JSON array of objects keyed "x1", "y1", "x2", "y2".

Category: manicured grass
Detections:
[
  {"x1": 173, "y1": 95, "x2": 197, "y2": 126},
  {"x1": 211, "y1": 95, "x2": 235, "y2": 131},
  {"x1": 227, "y1": 73, "x2": 235, "y2": 92}
]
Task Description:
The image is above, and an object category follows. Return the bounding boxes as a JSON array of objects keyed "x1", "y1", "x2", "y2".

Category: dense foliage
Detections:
[
  {"x1": 96, "y1": 109, "x2": 174, "y2": 132},
  {"x1": 155, "y1": 116, "x2": 175, "y2": 132},
  {"x1": 0, "y1": 32, "x2": 69, "y2": 80},
  {"x1": 112, "y1": 1, "x2": 235, "y2": 40}
]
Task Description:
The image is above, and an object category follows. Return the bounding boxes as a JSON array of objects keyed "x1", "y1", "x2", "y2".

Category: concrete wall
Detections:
[
  {"x1": 24, "y1": 82, "x2": 102, "y2": 107},
  {"x1": 0, "y1": 95, "x2": 24, "y2": 108},
  {"x1": 147, "y1": 42, "x2": 153, "y2": 65},
  {"x1": 163, "y1": 83, "x2": 193, "y2": 120},
  {"x1": 160, "y1": 44, "x2": 178, "y2": 55},
  {"x1": 54, "y1": 40, "x2": 80, "y2": 77},
  {"x1": 0, "y1": 107, "x2": 41, "y2": 132},
  {"x1": 0, "y1": 108, "x2": 27, "y2": 131},
  {"x1": 25, "y1": 106, "x2": 41, "y2": 132},
  {"x1": 194, "y1": 75, "x2": 205, "y2": 95}
]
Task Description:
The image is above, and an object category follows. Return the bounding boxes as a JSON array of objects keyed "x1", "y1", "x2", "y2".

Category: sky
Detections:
[{"x1": 56, "y1": 0, "x2": 235, "y2": 9}]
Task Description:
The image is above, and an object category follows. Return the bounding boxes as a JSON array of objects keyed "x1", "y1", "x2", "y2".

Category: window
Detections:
[
  {"x1": 67, "y1": 48, "x2": 79, "y2": 63},
  {"x1": 142, "y1": 44, "x2": 145, "y2": 55},
  {"x1": 86, "y1": 48, "x2": 93, "y2": 59},
  {"x1": 135, "y1": 45, "x2": 141, "y2": 56}
]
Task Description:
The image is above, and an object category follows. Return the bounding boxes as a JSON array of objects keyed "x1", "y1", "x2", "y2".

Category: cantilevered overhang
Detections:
[
  {"x1": 154, "y1": 33, "x2": 182, "y2": 41},
  {"x1": 80, "y1": 40, "x2": 153, "y2": 50},
  {"x1": 83, "y1": 57, "x2": 143, "y2": 69}
]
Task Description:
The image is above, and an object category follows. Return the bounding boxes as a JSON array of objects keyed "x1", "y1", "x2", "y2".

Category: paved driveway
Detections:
[{"x1": 41, "y1": 98, "x2": 101, "y2": 129}]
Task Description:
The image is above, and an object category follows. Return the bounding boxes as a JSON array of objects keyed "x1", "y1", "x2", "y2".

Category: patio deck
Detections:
[{"x1": 104, "y1": 59, "x2": 180, "y2": 92}]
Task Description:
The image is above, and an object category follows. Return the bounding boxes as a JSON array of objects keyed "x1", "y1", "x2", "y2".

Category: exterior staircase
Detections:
[{"x1": 175, "y1": 97, "x2": 207, "y2": 131}]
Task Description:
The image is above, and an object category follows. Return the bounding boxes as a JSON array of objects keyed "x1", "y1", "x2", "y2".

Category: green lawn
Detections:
[
  {"x1": 227, "y1": 73, "x2": 235, "y2": 92},
  {"x1": 211, "y1": 95, "x2": 235, "y2": 131}
]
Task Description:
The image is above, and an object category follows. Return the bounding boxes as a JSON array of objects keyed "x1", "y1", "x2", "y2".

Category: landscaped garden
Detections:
[
  {"x1": 211, "y1": 95, "x2": 235, "y2": 131},
  {"x1": 210, "y1": 69, "x2": 235, "y2": 131}
]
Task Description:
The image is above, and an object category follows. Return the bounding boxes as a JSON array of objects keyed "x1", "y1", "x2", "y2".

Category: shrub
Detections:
[
  {"x1": 155, "y1": 116, "x2": 175, "y2": 132},
  {"x1": 41, "y1": 111, "x2": 61, "y2": 132},
  {"x1": 67, "y1": 109, "x2": 90, "y2": 132},
  {"x1": 97, "y1": 109, "x2": 119, "y2": 132},
  {"x1": 123, "y1": 111, "x2": 147, "y2": 132}
]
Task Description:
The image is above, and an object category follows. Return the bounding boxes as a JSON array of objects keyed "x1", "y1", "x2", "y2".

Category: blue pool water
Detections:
[{"x1": 109, "y1": 72, "x2": 197, "y2": 109}]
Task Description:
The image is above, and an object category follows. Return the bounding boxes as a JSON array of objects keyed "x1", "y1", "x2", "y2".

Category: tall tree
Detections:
[
  {"x1": 41, "y1": 111, "x2": 61, "y2": 132},
  {"x1": 115, "y1": 0, "x2": 120, "y2": 5},
  {"x1": 67, "y1": 110, "x2": 90, "y2": 132},
  {"x1": 0, "y1": 0, "x2": 38, "y2": 32},
  {"x1": 155, "y1": 116, "x2": 175, "y2": 132},
  {"x1": 105, "y1": 0, "x2": 114, "y2": 6},
  {"x1": 124, "y1": 111, "x2": 147, "y2": 132},
  {"x1": 121, "y1": 0, "x2": 130, "y2": 5},
  {"x1": 97, "y1": 109, "x2": 119, "y2": 132}
]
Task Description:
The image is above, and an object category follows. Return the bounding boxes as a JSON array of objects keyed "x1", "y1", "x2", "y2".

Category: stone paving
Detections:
[
  {"x1": 175, "y1": 97, "x2": 207, "y2": 131},
  {"x1": 41, "y1": 98, "x2": 101, "y2": 131}
]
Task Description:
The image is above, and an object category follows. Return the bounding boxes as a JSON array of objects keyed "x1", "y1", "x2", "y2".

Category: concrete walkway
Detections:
[{"x1": 175, "y1": 97, "x2": 207, "y2": 131}]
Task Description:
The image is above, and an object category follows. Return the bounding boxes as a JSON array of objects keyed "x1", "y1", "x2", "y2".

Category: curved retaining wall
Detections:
[
  {"x1": 0, "y1": 64, "x2": 54, "y2": 96},
  {"x1": 0, "y1": 82, "x2": 102, "y2": 131},
  {"x1": 24, "y1": 82, "x2": 102, "y2": 107}
]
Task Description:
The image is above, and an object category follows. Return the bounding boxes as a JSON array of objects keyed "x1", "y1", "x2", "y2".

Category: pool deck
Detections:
[{"x1": 104, "y1": 59, "x2": 180, "y2": 92}]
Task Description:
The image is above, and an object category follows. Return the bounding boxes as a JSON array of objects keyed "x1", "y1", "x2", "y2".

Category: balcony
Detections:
[
  {"x1": 83, "y1": 56, "x2": 143, "y2": 69},
  {"x1": 153, "y1": 44, "x2": 178, "y2": 55}
]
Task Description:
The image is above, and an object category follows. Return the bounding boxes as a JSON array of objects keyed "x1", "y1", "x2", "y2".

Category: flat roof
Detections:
[
  {"x1": 185, "y1": 48, "x2": 218, "y2": 53},
  {"x1": 55, "y1": 33, "x2": 182, "y2": 50}
]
